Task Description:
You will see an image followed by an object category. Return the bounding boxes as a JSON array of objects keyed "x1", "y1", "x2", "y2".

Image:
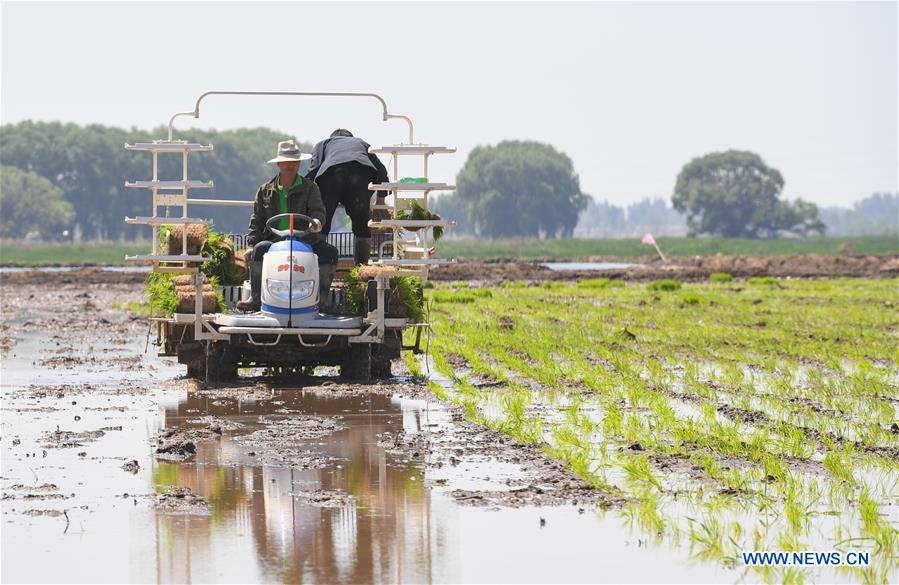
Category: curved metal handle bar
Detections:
[
  {"x1": 385, "y1": 113, "x2": 414, "y2": 144},
  {"x1": 167, "y1": 91, "x2": 414, "y2": 143}
]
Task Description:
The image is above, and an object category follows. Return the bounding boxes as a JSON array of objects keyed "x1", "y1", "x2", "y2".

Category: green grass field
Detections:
[
  {"x1": 408, "y1": 277, "x2": 898, "y2": 582},
  {"x1": 0, "y1": 242, "x2": 148, "y2": 266},
  {"x1": 1, "y1": 235, "x2": 896, "y2": 266}
]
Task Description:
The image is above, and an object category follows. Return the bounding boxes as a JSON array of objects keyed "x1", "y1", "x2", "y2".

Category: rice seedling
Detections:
[
  {"x1": 540, "y1": 281, "x2": 567, "y2": 289},
  {"x1": 648, "y1": 279, "x2": 682, "y2": 291},
  {"x1": 468, "y1": 287, "x2": 494, "y2": 298},
  {"x1": 420, "y1": 277, "x2": 898, "y2": 581},
  {"x1": 680, "y1": 292, "x2": 704, "y2": 305},
  {"x1": 620, "y1": 453, "x2": 663, "y2": 491},
  {"x1": 577, "y1": 277, "x2": 626, "y2": 289},
  {"x1": 623, "y1": 489, "x2": 667, "y2": 537},
  {"x1": 431, "y1": 290, "x2": 476, "y2": 303}
]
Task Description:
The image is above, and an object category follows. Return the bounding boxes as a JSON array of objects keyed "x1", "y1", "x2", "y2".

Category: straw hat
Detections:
[{"x1": 267, "y1": 139, "x2": 312, "y2": 163}]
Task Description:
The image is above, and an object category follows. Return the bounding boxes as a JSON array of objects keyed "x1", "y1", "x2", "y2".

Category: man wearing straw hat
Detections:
[{"x1": 237, "y1": 139, "x2": 339, "y2": 312}]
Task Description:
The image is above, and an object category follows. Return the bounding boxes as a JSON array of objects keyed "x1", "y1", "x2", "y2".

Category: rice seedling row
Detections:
[{"x1": 412, "y1": 277, "x2": 898, "y2": 582}]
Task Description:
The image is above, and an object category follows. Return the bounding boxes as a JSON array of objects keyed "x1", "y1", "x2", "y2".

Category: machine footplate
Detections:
[{"x1": 213, "y1": 312, "x2": 363, "y2": 331}]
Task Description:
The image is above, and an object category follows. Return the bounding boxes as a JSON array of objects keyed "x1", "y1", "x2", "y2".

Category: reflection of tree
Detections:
[{"x1": 153, "y1": 388, "x2": 439, "y2": 583}]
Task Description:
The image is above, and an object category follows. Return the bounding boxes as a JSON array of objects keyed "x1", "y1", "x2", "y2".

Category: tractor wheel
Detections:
[
  {"x1": 370, "y1": 357, "x2": 392, "y2": 379},
  {"x1": 178, "y1": 343, "x2": 206, "y2": 380},
  {"x1": 340, "y1": 343, "x2": 371, "y2": 382},
  {"x1": 370, "y1": 330, "x2": 400, "y2": 379},
  {"x1": 186, "y1": 365, "x2": 205, "y2": 379},
  {"x1": 204, "y1": 342, "x2": 239, "y2": 382}
]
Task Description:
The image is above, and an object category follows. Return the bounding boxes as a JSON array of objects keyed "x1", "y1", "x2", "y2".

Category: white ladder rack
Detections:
[
  {"x1": 367, "y1": 143, "x2": 457, "y2": 278},
  {"x1": 124, "y1": 139, "x2": 227, "y2": 341},
  {"x1": 123, "y1": 140, "x2": 214, "y2": 271}
]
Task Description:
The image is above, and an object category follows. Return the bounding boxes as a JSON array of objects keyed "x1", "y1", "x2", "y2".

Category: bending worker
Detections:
[
  {"x1": 238, "y1": 139, "x2": 339, "y2": 312},
  {"x1": 305, "y1": 129, "x2": 390, "y2": 265}
]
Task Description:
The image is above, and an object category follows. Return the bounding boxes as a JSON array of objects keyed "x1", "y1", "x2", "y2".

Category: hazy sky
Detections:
[{"x1": 2, "y1": 1, "x2": 896, "y2": 208}]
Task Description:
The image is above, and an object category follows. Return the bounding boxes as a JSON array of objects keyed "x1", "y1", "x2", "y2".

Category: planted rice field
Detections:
[{"x1": 410, "y1": 277, "x2": 899, "y2": 583}]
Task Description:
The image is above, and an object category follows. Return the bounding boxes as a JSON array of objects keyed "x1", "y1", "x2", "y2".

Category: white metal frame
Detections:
[
  {"x1": 125, "y1": 90, "x2": 453, "y2": 348},
  {"x1": 365, "y1": 145, "x2": 458, "y2": 278}
]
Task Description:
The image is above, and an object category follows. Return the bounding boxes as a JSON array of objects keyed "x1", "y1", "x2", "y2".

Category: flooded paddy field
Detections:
[
  {"x1": 2, "y1": 275, "x2": 742, "y2": 584},
  {"x1": 422, "y1": 276, "x2": 899, "y2": 583}
]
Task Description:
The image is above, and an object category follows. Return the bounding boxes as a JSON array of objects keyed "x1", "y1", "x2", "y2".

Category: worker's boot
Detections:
[
  {"x1": 236, "y1": 260, "x2": 262, "y2": 312},
  {"x1": 318, "y1": 263, "x2": 336, "y2": 312},
  {"x1": 354, "y1": 236, "x2": 371, "y2": 266}
]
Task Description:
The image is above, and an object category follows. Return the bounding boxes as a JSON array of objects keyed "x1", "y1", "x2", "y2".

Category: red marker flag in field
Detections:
[{"x1": 641, "y1": 233, "x2": 667, "y2": 262}]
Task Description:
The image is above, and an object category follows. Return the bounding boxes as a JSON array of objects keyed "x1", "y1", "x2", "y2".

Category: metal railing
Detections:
[{"x1": 228, "y1": 231, "x2": 393, "y2": 259}]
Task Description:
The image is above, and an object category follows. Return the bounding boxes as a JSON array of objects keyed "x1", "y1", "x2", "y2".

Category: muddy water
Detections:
[{"x1": 2, "y1": 282, "x2": 731, "y2": 583}]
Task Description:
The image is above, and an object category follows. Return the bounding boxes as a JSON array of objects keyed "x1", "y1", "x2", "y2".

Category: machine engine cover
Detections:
[{"x1": 261, "y1": 239, "x2": 319, "y2": 319}]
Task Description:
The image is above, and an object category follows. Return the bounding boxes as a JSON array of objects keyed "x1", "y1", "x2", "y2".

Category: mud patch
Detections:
[
  {"x1": 155, "y1": 487, "x2": 211, "y2": 515},
  {"x1": 186, "y1": 415, "x2": 246, "y2": 431},
  {"x1": 448, "y1": 481, "x2": 613, "y2": 509},
  {"x1": 443, "y1": 352, "x2": 469, "y2": 368},
  {"x1": 784, "y1": 396, "x2": 856, "y2": 422},
  {"x1": 253, "y1": 415, "x2": 344, "y2": 440},
  {"x1": 0, "y1": 268, "x2": 147, "y2": 286},
  {"x1": 862, "y1": 444, "x2": 899, "y2": 460},
  {"x1": 6, "y1": 483, "x2": 60, "y2": 493},
  {"x1": 154, "y1": 425, "x2": 223, "y2": 460},
  {"x1": 426, "y1": 411, "x2": 623, "y2": 509},
  {"x1": 716, "y1": 404, "x2": 771, "y2": 426},
  {"x1": 291, "y1": 489, "x2": 354, "y2": 508},
  {"x1": 781, "y1": 456, "x2": 830, "y2": 477},
  {"x1": 302, "y1": 379, "x2": 433, "y2": 400},
  {"x1": 378, "y1": 430, "x2": 428, "y2": 459},
  {"x1": 41, "y1": 428, "x2": 106, "y2": 449},
  {"x1": 431, "y1": 254, "x2": 899, "y2": 283},
  {"x1": 469, "y1": 371, "x2": 504, "y2": 389},
  {"x1": 651, "y1": 454, "x2": 712, "y2": 483},
  {"x1": 121, "y1": 460, "x2": 140, "y2": 474},
  {"x1": 235, "y1": 416, "x2": 347, "y2": 468},
  {"x1": 0, "y1": 323, "x2": 19, "y2": 358},
  {"x1": 21, "y1": 509, "x2": 66, "y2": 517},
  {"x1": 583, "y1": 351, "x2": 618, "y2": 373},
  {"x1": 2, "y1": 484, "x2": 71, "y2": 501},
  {"x1": 194, "y1": 384, "x2": 274, "y2": 402}
]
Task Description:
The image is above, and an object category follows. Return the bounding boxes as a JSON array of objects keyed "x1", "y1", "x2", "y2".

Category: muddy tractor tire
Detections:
[
  {"x1": 179, "y1": 341, "x2": 238, "y2": 382},
  {"x1": 371, "y1": 357, "x2": 391, "y2": 379},
  {"x1": 370, "y1": 330, "x2": 401, "y2": 379},
  {"x1": 371, "y1": 329, "x2": 403, "y2": 379},
  {"x1": 340, "y1": 342, "x2": 371, "y2": 382},
  {"x1": 205, "y1": 342, "x2": 239, "y2": 382}
]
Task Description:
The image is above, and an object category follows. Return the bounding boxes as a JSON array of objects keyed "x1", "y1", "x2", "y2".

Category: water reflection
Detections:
[{"x1": 152, "y1": 389, "x2": 445, "y2": 584}]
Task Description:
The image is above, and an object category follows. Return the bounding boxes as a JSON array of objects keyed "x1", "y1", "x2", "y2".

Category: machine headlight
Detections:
[{"x1": 266, "y1": 278, "x2": 315, "y2": 302}]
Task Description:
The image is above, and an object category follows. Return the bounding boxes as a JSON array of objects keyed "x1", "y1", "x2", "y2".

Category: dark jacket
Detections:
[
  {"x1": 247, "y1": 175, "x2": 326, "y2": 246},
  {"x1": 305, "y1": 136, "x2": 390, "y2": 184}
]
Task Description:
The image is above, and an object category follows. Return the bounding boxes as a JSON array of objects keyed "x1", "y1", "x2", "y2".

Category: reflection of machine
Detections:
[{"x1": 124, "y1": 91, "x2": 456, "y2": 381}]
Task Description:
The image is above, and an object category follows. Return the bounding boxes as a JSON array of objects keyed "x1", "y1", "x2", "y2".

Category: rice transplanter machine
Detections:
[{"x1": 124, "y1": 91, "x2": 456, "y2": 381}]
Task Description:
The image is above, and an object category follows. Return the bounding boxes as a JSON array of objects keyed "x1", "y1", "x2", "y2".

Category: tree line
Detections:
[
  {"x1": 435, "y1": 146, "x2": 831, "y2": 239},
  {"x1": 0, "y1": 121, "x2": 308, "y2": 240},
  {"x1": 567, "y1": 193, "x2": 897, "y2": 239},
  {"x1": 436, "y1": 147, "x2": 894, "y2": 239},
  {"x1": 1, "y1": 121, "x2": 894, "y2": 241}
]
